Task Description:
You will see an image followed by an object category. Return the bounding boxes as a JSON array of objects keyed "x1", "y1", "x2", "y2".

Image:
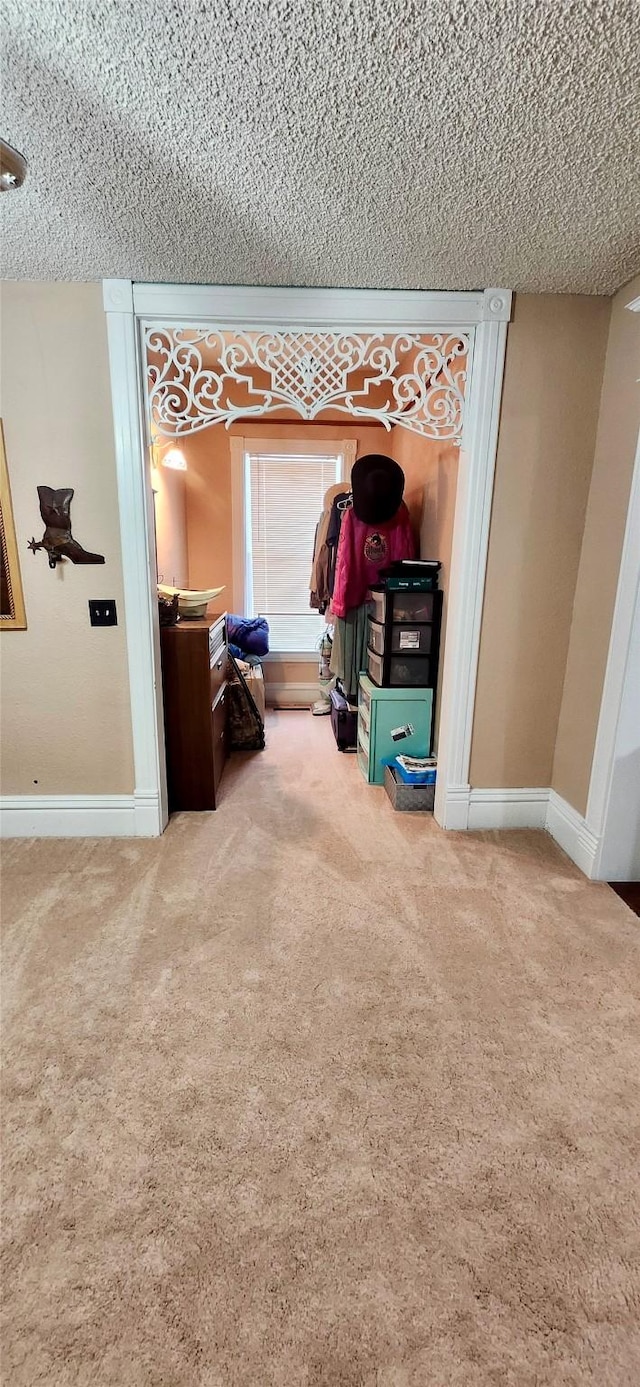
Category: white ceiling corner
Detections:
[{"x1": 1, "y1": 0, "x2": 639, "y2": 294}]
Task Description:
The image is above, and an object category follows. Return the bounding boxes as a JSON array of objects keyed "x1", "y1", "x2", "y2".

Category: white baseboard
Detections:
[
  {"x1": 265, "y1": 682, "x2": 318, "y2": 709},
  {"x1": 468, "y1": 786, "x2": 550, "y2": 830},
  {"x1": 438, "y1": 784, "x2": 471, "y2": 829},
  {"x1": 545, "y1": 790, "x2": 599, "y2": 877},
  {"x1": 0, "y1": 784, "x2": 599, "y2": 874},
  {"x1": 440, "y1": 785, "x2": 550, "y2": 830},
  {"x1": 0, "y1": 793, "x2": 162, "y2": 838},
  {"x1": 442, "y1": 786, "x2": 600, "y2": 876}
]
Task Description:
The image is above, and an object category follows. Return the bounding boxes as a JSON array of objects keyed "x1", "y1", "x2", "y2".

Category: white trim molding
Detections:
[
  {"x1": 545, "y1": 292, "x2": 640, "y2": 878},
  {"x1": 469, "y1": 787, "x2": 549, "y2": 831},
  {"x1": 546, "y1": 791, "x2": 600, "y2": 877},
  {"x1": 584, "y1": 428, "x2": 640, "y2": 879},
  {"x1": 439, "y1": 785, "x2": 608, "y2": 876},
  {"x1": 103, "y1": 282, "x2": 169, "y2": 836},
  {"x1": 579, "y1": 287, "x2": 640, "y2": 877},
  {"x1": 0, "y1": 794, "x2": 159, "y2": 838},
  {"x1": 131, "y1": 284, "x2": 512, "y2": 327},
  {"x1": 440, "y1": 786, "x2": 549, "y2": 831},
  {"x1": 103, "y1": 279, "x2": 512, "y2": 837},
  {"x1": 433, "y1": 305, "x2": 511, "y2": 827},
  {"x1": 439, "y1": 786, "x2": 602, "y2": 877},
  {"x1": 440, "y1": 785, "x2": 473, "y2": 830}
]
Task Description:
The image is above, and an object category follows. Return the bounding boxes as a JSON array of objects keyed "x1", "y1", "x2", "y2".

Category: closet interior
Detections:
[{"x1": 146, "y1": 328, "x2": 465, "y2": 813}]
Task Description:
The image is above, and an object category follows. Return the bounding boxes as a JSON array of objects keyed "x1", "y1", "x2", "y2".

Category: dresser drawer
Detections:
[
  {"x1": 210, "y1": 642, "x2": 228, "y2": 701},
  {"x1": 358, "y1": 717, "x2": 370, "y2": 758},
  {"x1": 161, "y1": 612, "x2": 229, "y2": 811},
  {"x1": 208, "y1": 616, "x2": 226, "y2": 657},
  {"x1": 359, "y1": 696, "x2": 370, "y2": 735},
  {"x1": 212, "y1": 687, "x2": 228, "y2": 785},
  {"x1": 359, "y1": 679, "x2": 372, "y2": 720},
  {"x1": 357, "y1": 723, "x2": 371, "y2": 781}
]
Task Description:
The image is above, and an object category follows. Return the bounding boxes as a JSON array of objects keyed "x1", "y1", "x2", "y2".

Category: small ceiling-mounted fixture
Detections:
[{"x1": 0, "y1": 140, "x2": 27, "y2": 192}]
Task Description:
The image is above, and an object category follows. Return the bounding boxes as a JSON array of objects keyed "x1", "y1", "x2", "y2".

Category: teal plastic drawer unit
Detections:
[{"x1": 357, "y1": 675, "x2": 433, "y2": 785}]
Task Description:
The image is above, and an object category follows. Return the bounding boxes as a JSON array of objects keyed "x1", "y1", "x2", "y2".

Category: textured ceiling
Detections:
[{"x1": 2, "y1": 1, "x2": 639, "y2": 294}]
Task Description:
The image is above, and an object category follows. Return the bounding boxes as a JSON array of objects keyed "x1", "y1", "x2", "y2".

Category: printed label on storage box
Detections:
[
  {"x1": 391, "y1": 723, "x2": 415, "y2": 742},
  {"x1": 399, "y1": 630, "x2": 420, "y2": 649}
]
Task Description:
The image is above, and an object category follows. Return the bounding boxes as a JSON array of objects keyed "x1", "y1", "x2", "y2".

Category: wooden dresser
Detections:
[{"x1": 160, "y1": 610, "x2": 229, "y2": 811}]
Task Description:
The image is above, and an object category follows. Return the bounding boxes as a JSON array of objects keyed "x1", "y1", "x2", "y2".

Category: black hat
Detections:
[{"x1": 351, "y1": 454, "x2": 405, "y2": 526}]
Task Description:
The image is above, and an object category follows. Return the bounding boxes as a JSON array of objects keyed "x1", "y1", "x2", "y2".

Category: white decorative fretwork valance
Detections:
[{"x1": 145, "y1": 327, "x2": 469, "y2": 442}]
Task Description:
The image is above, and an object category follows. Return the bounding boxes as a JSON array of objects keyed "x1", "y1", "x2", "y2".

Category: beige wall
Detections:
[
  {"x1": 552, "y1": 274, "x2": 640, "y2": 814},
  {"x1": 1, "y1": 281, "x2": 631, "y2": 806},
  {"x1": 470, "y1": 293, "x2": 611, "y2": 788},
  {"x1": 0, "y1": 282, "x2": 134, "y2": 795}
]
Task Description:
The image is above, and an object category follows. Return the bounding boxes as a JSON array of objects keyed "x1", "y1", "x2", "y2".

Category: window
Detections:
[{"x1": 233, "y1": 439, "x2": 355, "y2": 653}]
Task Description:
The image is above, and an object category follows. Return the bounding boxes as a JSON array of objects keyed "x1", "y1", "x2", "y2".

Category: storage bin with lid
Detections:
[{"x1": 367, "y1": 647, "x2": 433, "y2": 689}]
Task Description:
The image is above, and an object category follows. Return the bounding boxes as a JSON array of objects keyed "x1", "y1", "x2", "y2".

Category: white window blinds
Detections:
[{"x1": 246, "y1": 450, "x2": 342, "y2": 652}]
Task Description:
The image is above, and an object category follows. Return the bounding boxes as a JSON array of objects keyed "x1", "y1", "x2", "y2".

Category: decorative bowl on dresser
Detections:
[
  {"x1": 157, "y1": 583, "x2": 225, "y2": 619},
  {"x1": 160, "y1": 610, "x2": 229, "y2": 811}
]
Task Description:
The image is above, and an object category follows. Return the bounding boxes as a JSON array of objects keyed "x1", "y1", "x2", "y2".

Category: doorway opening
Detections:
[{"x1": 103, "y1": 283, "x2": 512, "y2": 834}]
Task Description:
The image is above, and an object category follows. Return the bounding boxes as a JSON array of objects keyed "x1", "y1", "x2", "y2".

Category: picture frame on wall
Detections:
[{"x1": 0, "y1": 420, "x2": 27, "y2": 630}]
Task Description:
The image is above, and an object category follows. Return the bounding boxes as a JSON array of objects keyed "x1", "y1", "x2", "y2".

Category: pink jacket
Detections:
[{"x1": 331, "y1": 503, "x2": 416, "y2": 618}]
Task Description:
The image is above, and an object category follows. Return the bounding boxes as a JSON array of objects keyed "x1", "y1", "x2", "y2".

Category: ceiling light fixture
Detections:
[{"x1": 1, "y1": 140, "x2": 27, "y2": 191}]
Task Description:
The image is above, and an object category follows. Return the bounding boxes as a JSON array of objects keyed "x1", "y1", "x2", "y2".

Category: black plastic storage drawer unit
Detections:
[
  {"x1": 370, "y1": 588, "x2": 438, "y2": 626},
  {"x1": 367, "y1": 585, "x2": 443, "y2": 692},
  {"x1": 367, "y1": 648, "x2": 433, "y2": 688},
  {"x1": 368, "y1": 618, "x2": 434, "y2": 657}
]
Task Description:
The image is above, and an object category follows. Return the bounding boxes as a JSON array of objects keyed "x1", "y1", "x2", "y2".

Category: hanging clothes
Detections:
[
  {"x1": 331, "y1": 502, "x2": 415, "y2": 619},
  {"x1": 325, "y1": 492, "x2": 351, "y2": 600},
  {"x1": 310, "y1": 484, "x2": 350, "y2": 613},
  {"x1": 330, "y1": 602, "x2": 371, "y2": 703}
]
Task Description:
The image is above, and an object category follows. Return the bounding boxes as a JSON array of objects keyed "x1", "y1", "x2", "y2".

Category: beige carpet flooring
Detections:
[{"x1": 2, "y1": 711, "x2": 640, "y2": 1386}]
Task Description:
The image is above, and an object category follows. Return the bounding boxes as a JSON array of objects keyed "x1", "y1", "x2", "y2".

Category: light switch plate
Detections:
[{"x1": 89, "y1": 599, "x2": 117, "y2": 627}]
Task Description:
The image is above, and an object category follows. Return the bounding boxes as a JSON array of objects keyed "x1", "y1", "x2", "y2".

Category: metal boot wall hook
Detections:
[{"x1": 28, "y1": 487, "x2": 105, "y2": 568}]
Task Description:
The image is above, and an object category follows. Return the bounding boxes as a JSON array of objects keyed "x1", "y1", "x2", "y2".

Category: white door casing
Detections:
[
  {"x1": 103, "y1": 282, "x2": 512, "y2": 835},
  {"x1": 586, "y1": 424, "x2": 640, "y2": 879},
  {"x1": 103, "y1": 280, "x2": 169, "y2": 835},
  {"x1": 546, "y1": 291, "x2": 640, "y2": 879}
]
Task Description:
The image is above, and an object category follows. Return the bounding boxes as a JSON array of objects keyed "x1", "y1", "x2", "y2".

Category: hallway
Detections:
[{"x1": 2, "y1": 712, "x2": 639, "y2": 1385}]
